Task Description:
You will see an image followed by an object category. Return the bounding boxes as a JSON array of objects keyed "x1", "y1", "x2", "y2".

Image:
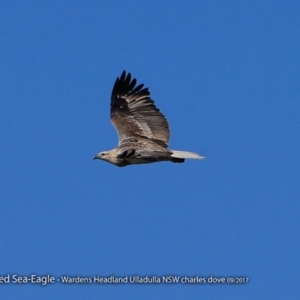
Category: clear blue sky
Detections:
[{"x1": 1, "y1": 1, "x2": 299, "y2": 299}]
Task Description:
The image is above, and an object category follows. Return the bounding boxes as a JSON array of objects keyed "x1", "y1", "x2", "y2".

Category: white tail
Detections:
[{"x1": 171, "y1": 150, "x2": 205, "y2": 160}]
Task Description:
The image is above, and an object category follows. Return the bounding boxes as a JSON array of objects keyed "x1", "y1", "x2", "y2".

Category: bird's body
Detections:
[
  {"x1": 94, "y1": 71, "x2": 204, "y2": 167},
  {"x1": 99, "y1": 137, "x2": 186, "y2": 167}
]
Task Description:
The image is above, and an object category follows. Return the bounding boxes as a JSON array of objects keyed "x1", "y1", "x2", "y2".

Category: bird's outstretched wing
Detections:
[{"x1": 110, "y1": 71, "x2": 170, "y2": 147}]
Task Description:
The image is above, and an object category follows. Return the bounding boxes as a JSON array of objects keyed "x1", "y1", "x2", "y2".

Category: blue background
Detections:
[{"x1": 1, "y1": 1, "x2": 299, "y2": 299}]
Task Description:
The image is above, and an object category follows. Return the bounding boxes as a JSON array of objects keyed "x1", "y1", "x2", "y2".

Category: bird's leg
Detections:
[
  {"x1": 117, "y1": 150, "x2": 128, "y2": 159},
  {"x1": 127, "y1": 149, "x2": 135, "y2": 157},
  {"x1": 117, "y1": 149, "x2": 136, "y2": 159}
]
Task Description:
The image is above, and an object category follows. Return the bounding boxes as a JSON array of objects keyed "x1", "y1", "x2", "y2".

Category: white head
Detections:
[{"x1": 93, "y1": 149, "x2": 122, "y2": 166}]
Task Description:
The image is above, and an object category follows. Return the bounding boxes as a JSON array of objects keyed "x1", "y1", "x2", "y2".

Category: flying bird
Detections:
[{"x1": 94, "y1": 71, "x2": 204, "y2": 167}]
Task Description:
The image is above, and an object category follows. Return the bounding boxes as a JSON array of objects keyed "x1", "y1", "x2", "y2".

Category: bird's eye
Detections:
[{"x1": 101, "y1": 153, "x2": 105, "y2": 156}]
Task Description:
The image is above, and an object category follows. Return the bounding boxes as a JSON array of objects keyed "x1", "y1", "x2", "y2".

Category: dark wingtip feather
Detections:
[
  {"x1": 111, "y1": 71, "x2": 149, "y2": 100},
  {"x1": 120, "y1": 70, "x2": 127, "y2": 81}
]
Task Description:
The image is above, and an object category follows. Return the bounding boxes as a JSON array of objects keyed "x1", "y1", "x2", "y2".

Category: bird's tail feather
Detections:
[{"x1": 171, "y1": 150, "x2": 205, "y2": 160}]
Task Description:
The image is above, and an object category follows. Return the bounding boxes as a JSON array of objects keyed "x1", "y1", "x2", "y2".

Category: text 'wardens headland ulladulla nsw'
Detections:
[{"x1": 0, "y1": 275, "x2": 249, "y2": 285}]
